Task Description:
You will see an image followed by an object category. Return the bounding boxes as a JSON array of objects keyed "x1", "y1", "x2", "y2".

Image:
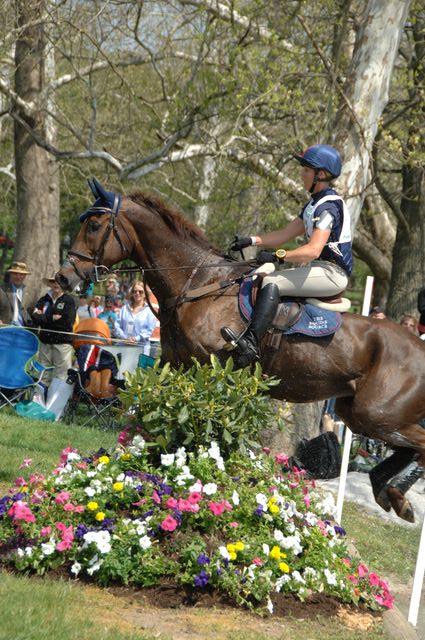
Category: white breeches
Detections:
[{"x1": 262, "y1": 261, "x2": 348, "y2": 297}]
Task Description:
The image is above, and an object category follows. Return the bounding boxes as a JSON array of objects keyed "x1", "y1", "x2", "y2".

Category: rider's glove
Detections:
[
  {"x1": 256, "y1": 250, "x2": 277, "y2": 264},
  {"x1": 230, "y1": 235, "x2": 252, "y2": 251}
]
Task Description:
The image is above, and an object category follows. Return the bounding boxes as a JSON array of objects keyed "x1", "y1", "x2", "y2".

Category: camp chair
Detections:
[
  {"x1": 62, "y1": 318, "x2": 121, "y2": 429},
  {"x1": 0, "y1": 327, "x2": 52, "y2": 409}
]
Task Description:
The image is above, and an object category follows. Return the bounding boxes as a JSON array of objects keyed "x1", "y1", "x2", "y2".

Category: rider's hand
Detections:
[
  {"x1": 256, "y1": 250, "x2": 277, "y2": 264},
  {"x1": 230, "y1": 235, "x2": 252, "y2": 251}
]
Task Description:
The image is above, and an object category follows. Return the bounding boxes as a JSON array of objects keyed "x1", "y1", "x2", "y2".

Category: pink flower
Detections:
[
  {"x1": 348, "y1": 575, "x2": 358, "y2": 584},
  {"x1": 303, "y1": 494, "x2": 311, "y2": 508},
  {"x1": 76, "y1": 462, "x2": 88, "y2": 469},
  {"x1": 221, "y1": 500, "x2": 233, "y2": 512},
  {"x1": 28, "y1": 473, "x2": 45, "y2": 485},
  {"x1": 40, "y1": 526, "x2": 52, "y2": 537},
  {"x1": 19, "y1": 458, "x2": 33, "y2": 469},
  {"x1": 31, "y1": 490, "x2": 47, "y2": 504},
  {"x1": 252, "y1": 557, "x2": 263, "y2": 566},
  {"x1": 342, "y1": 558, "x2": 351, "y2": 567},
  {"x1": 368, "y1": 572, "x2": 380, "y2": 586},
  {"x1": 208, "y1": 501, "x2": 225, "y2": 516},
  {"x1": 188, "y1": 492, "x2": 202, "y2": 504},
  {"x1": 374, "y1": 593, "x2": 394, "y2": 609},
  {"x1": 177, "y1": 498, "x2": 199, "y2": 513},
  {"x1": 55, "y1": 491, "x2": 71, "y2": 505},
  {"x1": 275, "y1": 453, "x2": 289, "y2": 465},
  {"x1": 165, "y1": 497, "x2": 178, "y2": 509},
  {"x1": 63, "y1": 503, "x2": 75, "y2": 512},
  {"x1": 262, "y1": 447, "x2": 271, "y2": 455},
  {"x1": 357, "y1": 563, "x2": 369, "y2": 578},
  {"x1": 152, "y1": 490, "x2": 161, "y2": 504},
  {"x1": 60, "y1": 447, "x2": 78, "y2": 463},
  {"x1": 160, "y1": 515, "x2": 178, "y2": 532},
  {"x1": 56, "y1": 539, "x2": 73, "y2": 552},
  {"x1": 8, "y1": 501, "x2": 35, "y2": 523},
  {"x1": 229, "y1": 521, "x2": 239, "y2": 528},
  {"x1": 74, "y1": 505, "x2": 85, "y2": 513},
  {"x1": 14, "y1": 477, "x2": 27, "y2": 487}
]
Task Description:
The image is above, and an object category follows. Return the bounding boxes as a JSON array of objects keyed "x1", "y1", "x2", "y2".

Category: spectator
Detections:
[
  {"x1": 31, "y1": 277, "x2": 77, "y2": 385},
  {"x1": 114, "y1": 280, "x2": 156, "y2": 347},
  {"x1": 0, "y1": 261, "x2": 32, "y2": 326},
  {"x1": 98, "y1": 295, "x2": 118, "y2": 334},
  {"x1": 400, "y1": 313, "x2": 418, "y2": 334},
  {"x1": 105, "y1": 275, "x2": 121, "y2": 298},
  {"x1": 92, "y1": 295, "x2": 104, "y2": 317},
  {"x1": 77, "y1": 294, "x2": 96, "y2": 319},
  {"x1": 145, "y1": 285, "x2": 161, "y2": 357},
  {"x1": 369, "y1": 306, "x2": 386, "y2": 320}
]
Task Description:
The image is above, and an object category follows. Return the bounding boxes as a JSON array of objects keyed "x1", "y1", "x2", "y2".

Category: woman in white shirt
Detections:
[{"x1": 114, "y1": 281, "x2": 156, "y2": 347}]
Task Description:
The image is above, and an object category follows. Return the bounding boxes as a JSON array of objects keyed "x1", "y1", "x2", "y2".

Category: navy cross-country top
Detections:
[{"x1": 298, "y1": 187, "x2": 353, "y2": 276}]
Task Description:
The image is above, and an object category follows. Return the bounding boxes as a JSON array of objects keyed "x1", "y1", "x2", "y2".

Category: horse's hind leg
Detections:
[
  {"x1": 369, "y1": 447, "x2": 416, "y2": 511},
  {"x1": 386, "y1": 459, "x2": 425, "y2": 522}
]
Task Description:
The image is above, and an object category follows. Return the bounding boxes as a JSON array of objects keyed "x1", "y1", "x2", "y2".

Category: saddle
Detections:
[{"x1": 239, "y1": 277, "x2": 345, "y2": 341}]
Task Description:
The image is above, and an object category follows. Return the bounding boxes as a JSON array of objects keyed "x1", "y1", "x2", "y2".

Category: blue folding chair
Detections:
[{"x1": 0, "y1": 327, "x2": 52, "y2": 409}]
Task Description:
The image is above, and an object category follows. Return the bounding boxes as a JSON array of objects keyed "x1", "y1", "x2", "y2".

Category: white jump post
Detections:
[
  {"x1": 335, "y1": 275, "x2": 374, "y2": 524},
  {"x1": 408, "y1": 512, "x2": 425, "y2": 628}
]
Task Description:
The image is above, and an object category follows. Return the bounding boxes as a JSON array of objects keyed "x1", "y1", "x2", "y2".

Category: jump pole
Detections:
[{"x1": 335, "y1": 275, "x2": 374, "y2": 524}]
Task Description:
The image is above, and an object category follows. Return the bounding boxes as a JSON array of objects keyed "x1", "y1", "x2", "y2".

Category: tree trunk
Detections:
[
  {"x1": 13, "y1": 0, "x2": 59, "y2": 306},
  {"x1": 335, "y1": 0, "x2": 412, "y2": 227}
]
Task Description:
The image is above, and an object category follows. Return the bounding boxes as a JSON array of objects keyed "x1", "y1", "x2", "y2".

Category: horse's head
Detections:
[{"x1": 56, "y1": 178, "x2": 133, "y2": 291}]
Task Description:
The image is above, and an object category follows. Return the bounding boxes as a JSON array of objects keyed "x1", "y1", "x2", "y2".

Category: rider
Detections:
[{"x1": 221, "y1": 144, "x2": 353, "y2": 367}]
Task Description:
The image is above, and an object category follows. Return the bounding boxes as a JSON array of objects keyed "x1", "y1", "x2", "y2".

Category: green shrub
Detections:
[{"x1": 118, "y1": 355, "x2": 283, "y2": 458}]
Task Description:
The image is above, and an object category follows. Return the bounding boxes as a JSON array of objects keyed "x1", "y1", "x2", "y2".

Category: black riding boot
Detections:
[
  {"x1": 221, "y1": 283, "x2": 280, "y2": 368},
  {"x1": 385, "y1": 461, "x2": 425, "y2": 522}
]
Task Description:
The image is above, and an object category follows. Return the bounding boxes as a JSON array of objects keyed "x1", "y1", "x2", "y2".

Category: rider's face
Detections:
[{"x1": 302, "y1": 166, "x2": 315, "y2": 192}]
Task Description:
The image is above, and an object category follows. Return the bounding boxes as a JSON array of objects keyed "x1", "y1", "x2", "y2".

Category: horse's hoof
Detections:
[
  {"x1": 375, "y1": 489, "x2": 391, "y2": 513},
  {"x1": 387, "y1": 487, "x2": 415, "y2": 523}
]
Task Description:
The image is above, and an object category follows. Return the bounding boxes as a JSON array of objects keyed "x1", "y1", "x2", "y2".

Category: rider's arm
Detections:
[
  {"x1": 253, "y1": 217, "x2": 305, "y2": 248},
  {"x1": 284, "y1": 227, "x2": 331, "y2": 263}
]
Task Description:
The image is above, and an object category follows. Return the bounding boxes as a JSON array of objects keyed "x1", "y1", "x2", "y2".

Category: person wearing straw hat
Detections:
[
  {"x1": 0, "y1": 261, "x2": 32, "y2": 326},
  {"x1": 31, "y1": 277, "x2": 77, "y2": 385}
]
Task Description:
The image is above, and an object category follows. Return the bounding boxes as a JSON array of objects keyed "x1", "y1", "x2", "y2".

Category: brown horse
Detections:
[{"x1": 57, "y1": 180, "x2": 425, "y2": 520}]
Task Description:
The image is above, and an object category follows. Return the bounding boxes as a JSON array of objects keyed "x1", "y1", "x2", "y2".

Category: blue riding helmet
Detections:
[{"x1": 294, "y1": 144, "x2": 342, "y2": 178}]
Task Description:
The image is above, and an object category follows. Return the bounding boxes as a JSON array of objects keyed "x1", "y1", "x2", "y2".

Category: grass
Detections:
[{"x1": 0, "y1": 411, "x2": 416, "y2": 639}]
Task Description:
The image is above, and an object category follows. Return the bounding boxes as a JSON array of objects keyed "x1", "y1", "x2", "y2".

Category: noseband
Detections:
[{"x1": 67, "y1": 196, "x2": 130, "y2": 282}]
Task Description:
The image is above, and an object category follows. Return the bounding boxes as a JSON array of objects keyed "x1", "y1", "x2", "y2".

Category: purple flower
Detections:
[
  {"x1": 194, "y1": 570, "x2": 209, "y2": 588},
  {"x1": 254, "y1": 505, "x2": 264, "y2": 516},
  {"x1": 197, "y1": 553, "x2": 210, "y2": 566},
  {"x1": 75, "y1": 524, "x2": 89, "y2": 539},
  {"x1": 334, "y1": 525, "x2": 346, "y2": 536}
]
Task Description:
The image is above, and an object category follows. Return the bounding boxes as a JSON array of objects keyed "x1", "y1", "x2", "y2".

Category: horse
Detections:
[{"x1": 56, "y1": 179, "x2": 425, "y2": 521}]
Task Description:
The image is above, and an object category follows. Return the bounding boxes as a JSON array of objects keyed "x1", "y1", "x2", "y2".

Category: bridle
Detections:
[{"x1": 67, "y1": 195, "x2": 131, "y2": 282}]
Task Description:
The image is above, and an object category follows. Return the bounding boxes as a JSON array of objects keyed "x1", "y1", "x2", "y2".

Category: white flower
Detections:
[
  {"x1": 25, "y1": 546, "x2": 33, "y2": 556},
  {"x1": 83, "y1": 530, "x2": 111, "y2": 554},
  {"x1": 86, "y1": 471, "x2": 97, "y2": 478},
  {"x1": 175, "y1": 447, "x2": 187, "y2": 467},
  {"x1": 305, "y1": 512, "x2": 318, "y2": 526},
  {"x1": 203, "y1": 482, "x2": 218, "y2": 495},
  {"x1": 291, "y1": 570, "x2": 305, "y2": 584},
  {"x1": 136, "y1": 524, "x2": 146, "y2": 536},
  {"x1": 16, "y1": 548, "x2": 24, "y2": 557},
  {"x1": 275, "y1": 533, "x2": 303, "y2": 556},
  {"x1": 84, "y1": 487, "x2": 96, "y2": 497},
  {"x1": 132, "y1": 435, "x2": 145, "y2": 449},
  {"x1": 262, "y1": 543, "x2": 270, "y2": 556},
  {"x1": 247, "y1": 449, "x2": 256, "y2": 460},
  {"x1": 139, "y1": 535, "x2": 152, "y2": 550},
  {"x1": 41, "y1": 541, "x2": 55, "y2": 556},
  {"x1": 71, "y1": 562, "x2": 82, "y2": 576},
  {"x1": 273, "y1": 529, "x2": 284, "y2": 542},
  {"x1": 256, "y1": 493, "x2": 268, "y2": 507},
  {"x1": 324, "y1": 568, "x2": 337, "y2": 585},
  {"x1": 67, "y1": 452, "x2": 81, "y2": 461},
  {"x1": 208, "y1": 442, "x2": 221, "y2": 460},
  {"x1": 266, "y1": 598, "x2": 274, "y2": 614},
  {"x1": 161, "y1": 454, "x2": 175, "y2": 467},
  {"x1": 174, "y1": 465, "x2": 194, "y2": 485},
  {"x1": 316, "y1": 493, "x2": 337, "y2": 517},
  {"x1": 87, "y1": 554, "x2": 103, "y2": 575},
  {"x1": 189, "y1": 480, "x2": 203, "y2": 493},
  {"x1": 116, "y1": 473, "x2": 125, "y2": 482},
  {"x1": 219, "y1": 546, "x2": 230, "y2": 560},
  {"x1": 275, "y1": 575, "x2": 291, "y2": 591},
  {"x1": 231, "y1": 490, "x2": 240, "y2": 506}
]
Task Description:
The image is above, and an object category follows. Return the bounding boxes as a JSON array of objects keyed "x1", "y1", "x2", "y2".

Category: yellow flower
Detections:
[
  {"x1": 279, "y1": 561, "x2": 290, "y2": 573},
  {"x1": 226, "y1": 543, "x2": 236, "y2": 553},
  {"x1": 113, "y1": 482, "x2": 124, "y2": 492},
  {"x1": 98, "y1": 455, "x2": 110, "y2": 464},
  {"x1": 87, "y1": 501, "x2": 99, "y2": 511},
  {"x1": 268, "y1": 497, "x2": 277, "y2": 504},
  {"x1": 270, "y1": 545, "x2": 284, "y2": 560},
  {"x1": 121, "y1": 453, "x2": 131, "y2": 461},
  {"x1": 269, "y1": 504, "x2": 280, "y2": 514},
  {"x1": 20, "y1": 486, "x2": 29, "y2": 493},
  {"x1": 95, "y1": 512, "x2": 106, "y2": 522},
  {"x1": 229, "y1": 551, "x2": 237, "y2": 561},
  {"x1": 235, "y1": 541, "x2": 245, "y2": 552}
]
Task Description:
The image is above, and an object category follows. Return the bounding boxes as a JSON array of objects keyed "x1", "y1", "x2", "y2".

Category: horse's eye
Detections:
[{"x1": 87, "y1": 220, "x2": 101, "y2": 233}]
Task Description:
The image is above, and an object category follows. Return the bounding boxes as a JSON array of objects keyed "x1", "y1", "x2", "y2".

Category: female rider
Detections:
[{"x1": 221, "y1": 144, "x2": 353, "y2": 368}]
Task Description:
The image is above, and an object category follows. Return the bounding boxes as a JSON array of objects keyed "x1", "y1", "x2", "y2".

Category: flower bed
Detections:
[{"x1": 0, "y1": 436, "x2": 393, "y2": 615}]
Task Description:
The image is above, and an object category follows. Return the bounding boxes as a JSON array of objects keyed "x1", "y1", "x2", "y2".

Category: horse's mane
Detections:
[{"x1": 128, "y1": 191, "x2": 221, "y2": 254}]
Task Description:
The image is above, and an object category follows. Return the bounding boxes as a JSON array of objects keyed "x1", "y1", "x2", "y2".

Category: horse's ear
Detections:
[
  {"x1": 87, "y1": 178, "x2": 97, "y2": 198},
  {"x1": 91, "y1": 177, "x2": 110, "y2": 202}
]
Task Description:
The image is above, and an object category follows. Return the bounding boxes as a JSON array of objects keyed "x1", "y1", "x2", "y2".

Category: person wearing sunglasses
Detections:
[{"x1": 113, "y1": 280, "x2": 156, "y2": 346}]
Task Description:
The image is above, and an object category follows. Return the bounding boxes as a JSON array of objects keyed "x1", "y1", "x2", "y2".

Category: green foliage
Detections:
[{"x1": 118, "y1": 355, "x2": 283, "y2": 458}]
